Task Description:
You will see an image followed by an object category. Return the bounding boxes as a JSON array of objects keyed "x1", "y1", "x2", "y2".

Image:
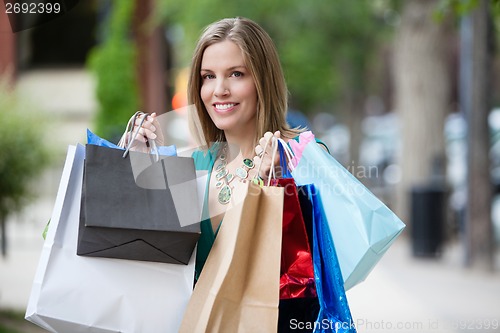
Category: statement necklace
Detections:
[{"x1": 215, "y1": 144, "x2": 255, "y2": 204}]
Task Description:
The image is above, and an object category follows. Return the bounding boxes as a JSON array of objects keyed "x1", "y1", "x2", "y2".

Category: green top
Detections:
[
  {"x1": 191, "y1": 144, "x2": 221, "y2": 280},
  {"x1": 191, "y1": 138, "x2": 329, "y2": 279}
]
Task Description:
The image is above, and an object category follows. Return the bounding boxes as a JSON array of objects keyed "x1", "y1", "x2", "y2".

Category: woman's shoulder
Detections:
[
  {"x1": 191, "y1": 144, "x2": 220, "y2": 170},
  {"x1": 191, "y1": 150, "x2": 212, "y2": 170}
]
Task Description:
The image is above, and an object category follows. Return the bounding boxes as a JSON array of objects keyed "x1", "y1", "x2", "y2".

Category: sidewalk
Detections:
[
  {"x1": 347, "y1": 238, "x2": 500, "y2": 333},
  {"x1": 2, "y1": 222, "x2": 499, "y2": 332}
]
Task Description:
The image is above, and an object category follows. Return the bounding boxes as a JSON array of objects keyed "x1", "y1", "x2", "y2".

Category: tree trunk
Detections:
[
  {"x1": 348, "y1": 95, "x2": 364, "y2": 175},
  {"x1": 0, "y1": 7, "x2": 16, "y2": 86},
  {"x1": 462, "y1": 0, "x2": 494, "y2": 270},
  {"x1": 339, "y1": 56, "x2": 364, "y2": 174},
  {"x1": 393, "y1": 0, "x2": 452, "y2": 227},
  {"x1": 133, "y1": 0, "x2": 168, "y2": 115},
  {"x1": 1, "y1": 215, "x2": 6, "y2": 257}
]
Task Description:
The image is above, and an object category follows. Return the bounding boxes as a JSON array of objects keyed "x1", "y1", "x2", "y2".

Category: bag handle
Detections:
[
  {"x1": 253, "y1": 136, "x2": 296, "y2": 186},
  {"x1": 277, "y1": 138, "x2": 295, "y2": 178},
  {"x1": 266, "y1": 137, "x2": 279, "y2": 186},
  {"x1": 118, "y1": 111, "x2": 159, "y2": 161},
  {"x1": 253, "y1": 136, "x2": 274, "y2": 186}
]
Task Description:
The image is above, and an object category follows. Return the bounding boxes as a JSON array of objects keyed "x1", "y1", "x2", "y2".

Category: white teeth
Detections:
[{"x1": 215, "y1": 103, "x2": 235, "y2": 110}]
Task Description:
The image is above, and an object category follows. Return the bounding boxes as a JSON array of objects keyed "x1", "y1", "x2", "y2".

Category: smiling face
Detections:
[{"x1": 200, "y1": 40, "x2": 258, "y2": 139}]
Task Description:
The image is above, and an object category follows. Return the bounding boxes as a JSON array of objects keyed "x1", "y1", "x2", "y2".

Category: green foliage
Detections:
[
  {"x1": 434, "y1": 0, "x2": 500, "y2": 20},
  {"x1": 435, "y1": 0, "x2": 479, "y2": 20},
  {"x1": 0, "y1": 325, "x2": 22, "y2": 333},
  {"x1": 156, "y1": 0, "x2": 392, "y2": 114},
  {"x1": 0, "y1": 309, "x2": 30, "y2": 333},
  {"x1": 0, "y1": 83, "x2": 51, "y2": 220},
  {"x1": 87, "y1": 0, "x2": 138, "y2": 141}
]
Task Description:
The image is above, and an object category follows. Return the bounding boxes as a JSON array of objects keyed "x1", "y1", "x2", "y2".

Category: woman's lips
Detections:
[{"x1": 213, "y1": 103, "x2": 238, "y2": 113}]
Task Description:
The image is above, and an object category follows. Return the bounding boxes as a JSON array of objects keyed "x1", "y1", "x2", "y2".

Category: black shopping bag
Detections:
[{"x1": 77, "y1": 144, "x2": 201, "y2": 264}]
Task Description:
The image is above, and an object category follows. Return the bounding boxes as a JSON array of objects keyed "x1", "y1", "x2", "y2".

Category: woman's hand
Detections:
[
  {"x1": 252, "y1": 131, "x2": 282, "y2": 182},
  {"x1": 125, "y1": 112, "x2": 165, "y2": 152}
]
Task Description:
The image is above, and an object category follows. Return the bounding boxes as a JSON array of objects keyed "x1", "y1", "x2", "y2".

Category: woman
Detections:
[
  {"x1": 133, "y1": 17, "x2": 304, "y2": 274},
  {"x1": 129, "y1": 17, "x2": 320, "y2": 331}
]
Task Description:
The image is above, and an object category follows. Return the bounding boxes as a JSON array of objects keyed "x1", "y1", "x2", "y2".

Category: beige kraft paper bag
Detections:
[{"x1": 179, "y1": 181, "x2": 284, "y2": 332}]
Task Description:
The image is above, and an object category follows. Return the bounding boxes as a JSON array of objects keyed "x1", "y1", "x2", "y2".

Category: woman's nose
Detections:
[{"x1": 214, "y1": 79, "x2": 229, "y2": 97}]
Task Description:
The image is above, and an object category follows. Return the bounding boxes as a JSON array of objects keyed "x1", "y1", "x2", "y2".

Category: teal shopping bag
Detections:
[{"x1": 291, "y1": 141, "x2": 405, "y2": 290}]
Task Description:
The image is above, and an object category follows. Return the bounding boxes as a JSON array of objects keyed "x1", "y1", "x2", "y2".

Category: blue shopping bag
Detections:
[
  {"x1": 87, "y1": 129, "x2": 177, "y2": 156},
  {"x1": 291, "y1": 141, "x2": 405, "y2": 290},
  {"x1": 306, "y1": 184, "x2": 356, "y2": 333}
]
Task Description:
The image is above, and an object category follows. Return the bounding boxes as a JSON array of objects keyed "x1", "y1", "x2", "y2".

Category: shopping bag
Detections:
[
  {"x1": 272, "y1": 140, "x2": 316, "y2": 300},
  {"x1": 179, "y1": 181, "x2": 284, "y2": 333},
  {"x1": 277, "y1": 182, "x2": 324, "y2": 333},
  {"x1": 273, "y1": 141, "x2": 318, "y2": 332},
  {"x1": 77, "y1": 143, "x2": 201, "y2": 264},
  {"x1": 278, "y1": 297, "x2": 320, "y2": 333},
  {"x1": 271, "y1": 178, "x2": 316, "y2": 300},
  {"x1": 87, "y1": 128, "x2": 177, "y2": 156},
  {"x1": 307, "y1": 184, "x2": 356, "y2": 333},
  {"x1": 292, "y1": 141, "x2": 406, "y2": 290},
  {"x1": 26, "y1": 145, "x2": 195, "y2": 333}
]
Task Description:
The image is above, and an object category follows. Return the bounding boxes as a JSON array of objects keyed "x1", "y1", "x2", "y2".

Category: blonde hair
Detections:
[{"x1": 187, "y1": 17, "x2": 300, "y2": 147}]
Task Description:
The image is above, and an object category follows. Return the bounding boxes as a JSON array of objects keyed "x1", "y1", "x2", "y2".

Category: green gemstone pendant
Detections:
[
  {"x1": 243, "y1": 158, "x2": 254, "y2": 169},
  {"x1": 216, "y1": 169, "x2": 229, "y2": 180},
  {"x1": 218, "y1": 184, "x2": 232, "y2": 204},
  {"x1": 215, "y1": 162, "x2": 226, "y2": 172},
  {"x1": 252, "y1": 177, "x2": 264, "y2": 187},
  {"x1": 235, "y1": 167, "x2": 248, "y2": 179}
]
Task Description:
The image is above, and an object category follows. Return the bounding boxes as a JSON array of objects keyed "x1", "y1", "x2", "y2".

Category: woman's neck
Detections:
[{"x1": 223, "y1": 130, "x2": 256, "y2": 160}]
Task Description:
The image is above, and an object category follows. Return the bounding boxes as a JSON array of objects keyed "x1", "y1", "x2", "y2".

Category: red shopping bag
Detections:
[{"x1": 271, "y1": 177, "x2": 316, "y2": 299}]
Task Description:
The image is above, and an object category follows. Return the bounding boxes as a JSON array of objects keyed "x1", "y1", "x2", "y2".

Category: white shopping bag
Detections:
[{"x1": 25, "y1": 144, "x2": 195, "y2": 333}]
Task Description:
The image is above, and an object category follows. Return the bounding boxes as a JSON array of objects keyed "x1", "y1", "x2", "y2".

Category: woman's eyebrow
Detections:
[{"x1": 200, "y1": 65, "x2": 247, "y2": 72}]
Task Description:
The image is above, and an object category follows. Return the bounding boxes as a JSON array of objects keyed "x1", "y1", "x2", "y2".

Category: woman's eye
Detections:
[
  {"x1": 202, "y1": 73, "x2": 215, "y2": 80},
  {"x1": 231, "y1": 71, "x2": 243, "y2": 78}
]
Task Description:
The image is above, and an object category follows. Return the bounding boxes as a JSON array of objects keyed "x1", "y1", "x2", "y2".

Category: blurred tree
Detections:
[
  {"x1": 392, "y1": 0, "x2": 454, "y2": 228},
  {"x1": 460, "y1": 0, "x2": 495, "y2": 270},
  {"x1": 0, "y1": 83, "x2": 51, "y2": 256},
  {"x1": 87, "y1": 0, "x2": 139, "y2": 142},
  {"x1": 0, "y1": 11, "x2": 16, "y2": 87},
  {"x1": 435, "y1": 0, "x2": 497, "y2": 268},
  {"x1": 155, "y1": 0, "x2": 392, "y2": 164},
  {"x1": 133, "y1": 0, "x2": 170, "y2": 115}
]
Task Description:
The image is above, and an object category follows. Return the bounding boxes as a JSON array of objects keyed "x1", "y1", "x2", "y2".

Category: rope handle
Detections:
[
  {"x1": 252, "y1": 136, "x2": 295, "y2": 186},
  {"x1": 117, "y1": 111, "x2": 159, "y2": 161},
  {"x1": 252, "y1": 135, "x2": 273, "y2": 185},
  {"x1": 277, "y1": 138, "x2": 295, "y2": 176}
]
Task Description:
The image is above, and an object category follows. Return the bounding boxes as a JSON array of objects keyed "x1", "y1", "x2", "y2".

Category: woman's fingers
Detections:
[
  {"x1": 255, "y1": 145, "x2": 264, "y2": 157},
  {"x1": 136, "y1": 127, "x2": 157, "y2": 141},
  {"x1": 132, "y1": 112, "x2": 160, "y2": 142},
  {"x1": 254, "y1": 131, "x2": 282, "y2": 180},
  {"x1": 258, "y1": 131, "x2": 276, "y2": 154}
]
